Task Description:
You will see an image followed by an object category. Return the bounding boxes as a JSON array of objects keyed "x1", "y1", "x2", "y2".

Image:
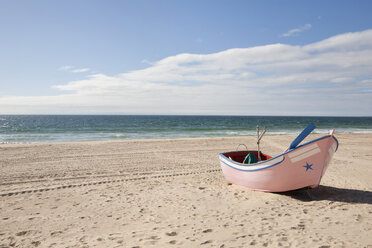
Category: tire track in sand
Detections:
[{"x1": 0, "y1": 169, "x2": 220, "y2": 197}]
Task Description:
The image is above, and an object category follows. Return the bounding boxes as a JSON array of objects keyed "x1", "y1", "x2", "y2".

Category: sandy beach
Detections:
[{"x1": 0, "y1": 133, "x2": 371, "y2": 248}]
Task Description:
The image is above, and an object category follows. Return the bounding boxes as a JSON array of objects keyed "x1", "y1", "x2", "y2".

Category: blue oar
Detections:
[{"x1": 289, "y1": 123, "x2": 316, "y2": 149}]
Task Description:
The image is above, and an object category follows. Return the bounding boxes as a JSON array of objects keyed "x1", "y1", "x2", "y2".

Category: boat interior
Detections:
[{"x1": 224, "y1": 150, "x2": 272, "y2": 164}]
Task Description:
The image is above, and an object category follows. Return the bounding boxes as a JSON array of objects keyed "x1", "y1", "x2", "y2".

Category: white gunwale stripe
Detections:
[
  {"x1": 288, "y1": 143, "x2": 319, "y2": 158},
  {"x1": 220, "y1": 155, "x2": 284, "y2": 171},
  {"x1": 290, "y1": 148, "x2": 321, "y2": 163}
]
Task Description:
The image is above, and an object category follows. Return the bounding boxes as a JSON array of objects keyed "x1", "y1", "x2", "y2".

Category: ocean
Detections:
[{"x1": 1, "y1": 115, "x2": 372, "y2": 143}]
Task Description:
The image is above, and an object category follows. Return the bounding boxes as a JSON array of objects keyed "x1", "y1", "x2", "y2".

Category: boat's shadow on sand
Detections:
[{"x1": 280, "y1": 185, "x2": 372, "y2": 204}]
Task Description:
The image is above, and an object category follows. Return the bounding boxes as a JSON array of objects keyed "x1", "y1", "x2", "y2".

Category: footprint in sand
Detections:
[
  {"x1": 50, "y1": 231, "x2": 63, "y2": 237},
  {"x1": 31, "y1": 240, "x2": 41, "y2": 246},
  {"x1": 16, "y1": 231, "x2": 29, "y2": 236},
  {"x1": 200, "y1": 240, "x2": 212, "y2": 245},
  {"x1": 355, "y1": 214, "x2": 363, "y2": 222},
  {"x1": 166, "y1": 231, "x2": 177, "y2": 237}
]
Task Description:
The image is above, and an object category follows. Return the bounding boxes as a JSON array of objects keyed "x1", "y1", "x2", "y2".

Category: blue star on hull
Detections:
[{"x1": 304, "y1": 162, "x2": 313, "y2": 171}]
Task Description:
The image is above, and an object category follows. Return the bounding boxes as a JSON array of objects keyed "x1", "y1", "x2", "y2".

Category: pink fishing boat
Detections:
[{"x1": 219, "y1": 124, "x2": 339, "y2": 192}]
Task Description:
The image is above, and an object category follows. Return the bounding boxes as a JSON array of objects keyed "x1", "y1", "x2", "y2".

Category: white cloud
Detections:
[
  {"x1": 141, "y1": 59, "x2": 153, "y2": 65},
  {"x1": 58, "y1": 66, "x2": 90, "y2": 73},
  {"x1": 281, "y1": 24, "x2": 312, "y2": 37},
  {"x1": 71, "y1": 68, "x2": 90, "y2": 73},
  {"x1": 1, "y1": 29, "x2": 372, "y2": 116},
  {"x1": 58, "y1": 65, "x2": 73, "y2": 71}
]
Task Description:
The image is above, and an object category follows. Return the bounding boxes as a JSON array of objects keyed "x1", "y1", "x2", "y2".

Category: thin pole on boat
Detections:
[
  {"x1": 257, "y1": 126, "x2": 267, "y2": 161},
  {"x1": 256, "y1": 125, "x2": 261, "y2": 161},
  {"x1": 259, "y1": 127, "x2": 267, "y2": 141}
]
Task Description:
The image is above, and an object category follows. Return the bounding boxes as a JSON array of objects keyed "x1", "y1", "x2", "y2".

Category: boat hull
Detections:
[{"x1": 219, "y1": 135, "x2": 338, "y2": 192}]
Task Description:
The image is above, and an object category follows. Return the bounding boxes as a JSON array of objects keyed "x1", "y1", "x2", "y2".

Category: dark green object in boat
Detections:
[{"x1": 243, "y1": 152, "x2": 258, "y2": 164}]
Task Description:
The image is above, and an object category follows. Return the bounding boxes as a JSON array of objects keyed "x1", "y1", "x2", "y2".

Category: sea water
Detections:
[{"x1": 1, "y1": 115, "x2": 372, "y2": 143}]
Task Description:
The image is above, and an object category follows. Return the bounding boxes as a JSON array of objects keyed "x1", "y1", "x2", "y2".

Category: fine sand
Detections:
[{"x1": 0, "y1": 133, "x2": 371, "y2": 248}]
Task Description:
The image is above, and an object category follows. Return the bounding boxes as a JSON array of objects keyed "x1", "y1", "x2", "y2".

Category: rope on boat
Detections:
[{"x1": 235, "y1": 144, "x2": 248, "y2": 151}]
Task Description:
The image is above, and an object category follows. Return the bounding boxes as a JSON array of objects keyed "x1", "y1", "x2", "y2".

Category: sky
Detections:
[{"x1": 0, "y1": 0, "x2": 372, "y2": 116}]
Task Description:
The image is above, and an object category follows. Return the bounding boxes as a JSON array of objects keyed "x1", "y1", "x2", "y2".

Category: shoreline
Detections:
[
  {"x1": 2, "y1": 131, "x2": 372, "y2": 145},
  {"x1": 1, "y1": 133, "x2": 371, "y2": 247}
]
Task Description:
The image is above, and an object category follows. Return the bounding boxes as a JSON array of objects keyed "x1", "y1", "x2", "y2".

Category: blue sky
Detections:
[{"x1": 1, "y1": 0, "x2": 372, "y2": 115}]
